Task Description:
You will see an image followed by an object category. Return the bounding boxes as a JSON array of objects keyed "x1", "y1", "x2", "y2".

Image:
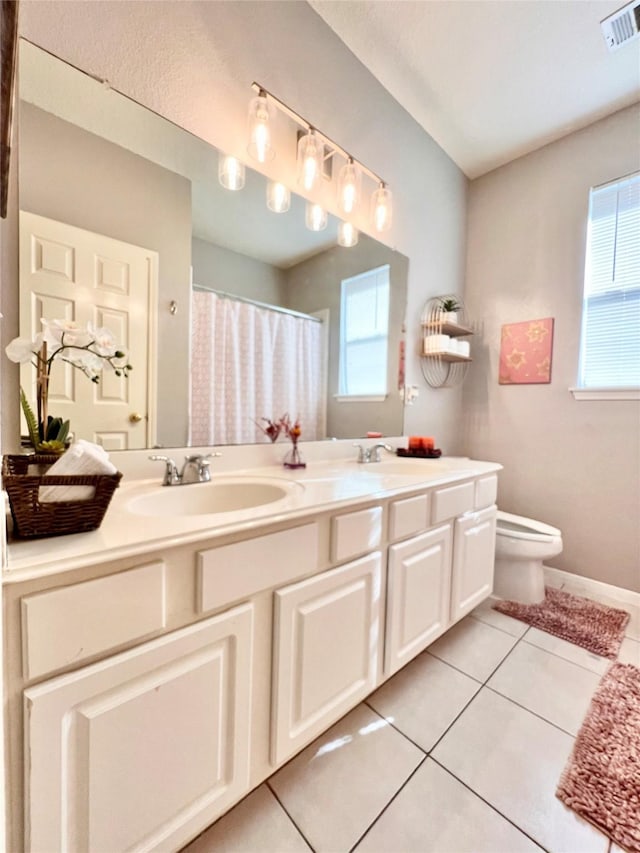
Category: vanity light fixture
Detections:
[
  {"x1": 305, "y1": 202, "x2": 328, "y2": 232},
  {"x1": 267, "y1": 180, "x2": 290, "y2": 213},
  {"x1": 218, "y1": 152, "x2": 245, "y2": 191},
  {"x1": 250, "y1": 83, "x2": 393, "y2": 235},
  {"x1": 338, "y1": 221, "x2": 359, "y2": 247},
  {"x1": 247, "y1": 89, "x2": 274, "y2": 163},
  {"x1": 297, "y1": 129, "x2": 324, "y2": 192},
  {"x1": 371, "y1": 182, "x2": 393, "y2": 233},
  {"x1": 337, "y1": 158, "x2": 360, "y2": 215}
]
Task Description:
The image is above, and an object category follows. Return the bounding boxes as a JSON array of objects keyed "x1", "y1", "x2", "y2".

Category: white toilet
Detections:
[{"x1": 494, "y1": 510, "x2": 563, "y2": 604}]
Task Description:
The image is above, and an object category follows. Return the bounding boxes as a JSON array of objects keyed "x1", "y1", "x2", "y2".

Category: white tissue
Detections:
[{"x1": 39, "y1": 440, "x2": 117, "y2": 503}]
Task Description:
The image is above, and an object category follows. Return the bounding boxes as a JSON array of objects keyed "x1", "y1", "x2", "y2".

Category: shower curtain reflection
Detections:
[{"x1": 190, "y1": 291, "x2": 325, "y2": 446}]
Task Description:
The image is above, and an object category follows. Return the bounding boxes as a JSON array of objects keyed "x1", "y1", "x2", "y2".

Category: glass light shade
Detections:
[
  {"x1": 337, "y1": 159, "x2": 360, "y2": 215},
  {"x1": 305, "y1": 202, "x2": 328, "y2": 232},
  {"x1": 338, "y1": 221, "x2": 359, "y2": 247},
  {"x1": 266, "y1": 181, "x2": 290, "y2": 213},
  {"x1": 218, "y1": 153, "x2": 246, "y2": 191},
  {"x1": 247, "y1": 93, "x2": 274, "y2": 163},
  {"x1": 297, "y1": 130, "x2": 323, "y2": 192},
  {"x1": 371, "y1": 183, "x2": 393, "y2": 232}
]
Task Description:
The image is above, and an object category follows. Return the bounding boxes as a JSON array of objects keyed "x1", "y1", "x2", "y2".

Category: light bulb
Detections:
[
  {"x1": 371, "y1": 183, "x2": 393, "y2": 232},
  {"x1": 297, "y1": 130, "x2": 323, "y2": 192},
  {"x1": 338, "y1": 221, "x2": 359, "y2": 247},
  {"x1": 218, "y1": 153, "x2": 246, "y2": 191},
  {"x1": 337, "y1": 159, "x2": 360, "y2": 215},
  {"x1": 267, "y1": 181, "x2": 290, "y2": 213},
  {"x1": 305, "y1": 202, "x2": 328, "y2": 232},
  {"x1": 247, "y1": 92, "x2": 274, "y2": 163}
]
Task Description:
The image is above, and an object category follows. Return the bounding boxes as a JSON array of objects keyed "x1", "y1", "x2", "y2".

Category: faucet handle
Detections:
[
  {"x1": 352, "y1": 443, "x2": 367, "y2": 463},
  {"x1": 149, "y1": 454, "x2": 180, "y2": 486}
]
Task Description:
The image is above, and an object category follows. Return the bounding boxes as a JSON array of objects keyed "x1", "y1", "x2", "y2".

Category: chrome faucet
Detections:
[
  {"x1": 353, "y1": 442, "x2": 394, "y2": 463},
  {"x1": 149, "y1": 452, "x2": 221, "y2": 485}
]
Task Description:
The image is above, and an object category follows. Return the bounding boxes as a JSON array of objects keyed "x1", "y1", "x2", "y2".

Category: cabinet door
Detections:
[
  {"x1": 24, "y1": 604, "x2": 254, "y2": 853},
  {"x1": 385, "y1": 524, "x2": 452, "y2": 677},
  {"x1": 271, "y1": 552, "x2": 383, "y2": 765},
  {"x1": 451, "y1": 505, "x2": 497, "y2": 622}
]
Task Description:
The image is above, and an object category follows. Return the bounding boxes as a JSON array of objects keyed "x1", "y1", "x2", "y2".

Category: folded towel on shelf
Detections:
[{"x1": 39, "y1": 440, "x2": 118, "y2": 503}]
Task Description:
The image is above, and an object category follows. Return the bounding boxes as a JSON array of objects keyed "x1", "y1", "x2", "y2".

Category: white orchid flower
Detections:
[
  {"x1": 87, "y1": 323, "x2": 117, "y2": 357},
  {"x1": 5, "y1": 334, "x2": 43, "y2": 364},
  {"x1": 41, "y1": 318, "x2": 91, "y2": 349},
  {"x1": 69, "y1": 350, "x2": 104, "y2": 377}
]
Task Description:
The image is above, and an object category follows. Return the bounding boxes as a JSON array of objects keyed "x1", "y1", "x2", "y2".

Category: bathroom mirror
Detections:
[{"x1": 16, "y1": 40, "x2": 408, "y2": 449}]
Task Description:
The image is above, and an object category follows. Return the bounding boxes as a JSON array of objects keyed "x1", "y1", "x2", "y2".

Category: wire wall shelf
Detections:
[{"x1": 420, "y1": 295, "x2": 474, "y2": 388}]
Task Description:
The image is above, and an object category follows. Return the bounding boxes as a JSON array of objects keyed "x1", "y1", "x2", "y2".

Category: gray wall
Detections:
[
  {"x1": 463, "y1": 104, "x2": 640, "y2": 593},
  {"x1": 285, "y1": 236, "x2": 408, "y2": 439},
  {"x1": 19, "y1": 103, "x2": 193, "y2": 447},
  {"x1": 192, "y1": 237, "x2": 286, "y2": 306},
  {"x1": 16, "y1": 0, "x2": 469, "y2": 453}
]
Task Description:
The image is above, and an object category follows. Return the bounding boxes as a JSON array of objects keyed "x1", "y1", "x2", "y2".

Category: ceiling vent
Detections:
[{"x1": 601, "y1": 0, "x2": 640, "y2": 51}]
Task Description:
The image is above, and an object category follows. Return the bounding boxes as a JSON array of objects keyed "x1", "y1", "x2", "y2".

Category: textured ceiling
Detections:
[{"x1": 309, "y1": 0, "x2": 640, "y2": 178}]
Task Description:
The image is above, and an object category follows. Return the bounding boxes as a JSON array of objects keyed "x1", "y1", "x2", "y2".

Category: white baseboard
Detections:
[{"x1": 543, "y1": 565, "x2": 640, "y2": 608}]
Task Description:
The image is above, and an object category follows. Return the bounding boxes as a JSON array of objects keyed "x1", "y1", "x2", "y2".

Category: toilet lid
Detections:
[{"x1": 496, "y1": 510, "x2": 561, "y2": 541}]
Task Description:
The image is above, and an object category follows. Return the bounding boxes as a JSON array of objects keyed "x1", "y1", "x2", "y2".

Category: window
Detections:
[
  {"x1": 338, "y1": 265, "x2": 390, "y2": 397},
  {"x1": 576, "y1": 173, "x2": 640, "y2": 395}
]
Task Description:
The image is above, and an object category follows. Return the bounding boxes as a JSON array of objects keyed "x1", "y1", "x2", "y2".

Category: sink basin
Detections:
[
  {"x1": 359, "y1": 458, "x2": 475, "y2": 478},
  {"x1": 358, "y1": 459, "x2": 449, "y2": 477},
  {"x1": 126, "y1": 476, "x2": 301, "y2": 517}
]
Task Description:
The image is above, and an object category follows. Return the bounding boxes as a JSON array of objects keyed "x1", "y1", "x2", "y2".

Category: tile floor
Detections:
[{"x1": 184, "y1": 580, "x2": 639, "y2": 853}]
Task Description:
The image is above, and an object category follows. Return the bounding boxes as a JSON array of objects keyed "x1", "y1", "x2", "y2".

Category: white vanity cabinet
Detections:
[
  {"x1": 271, "y1": 551, "x2": 383, "y2": 765},
  {"x1": 6, "y1": 461, "x2": 501, "y2": 853},
  {"x1": 384, "y1": 523, "x2": 452, "y2": 676},
  {"x1": 450, "y1": 505, "x2": 498, "y2": 621},
  {"x1": 24, "y1": 603, "x2": 254, "y2": 853}
]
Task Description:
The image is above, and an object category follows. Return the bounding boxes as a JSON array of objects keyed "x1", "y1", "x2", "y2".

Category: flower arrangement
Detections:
[
  {"x1": 256, "y1": 413, "x2": 305, "y2": 469},
  {"x1": 5, "y1": 318, "x2": 132, "y2": 453}
]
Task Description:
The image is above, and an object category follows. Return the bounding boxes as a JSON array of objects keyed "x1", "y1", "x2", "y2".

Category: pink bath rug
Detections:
[
  {"x1": 493, "y1": 587, "x2": 630, "y2": 659},
  {"x1": 557, "y1": 662, "x2": 640, "y2": 852}
]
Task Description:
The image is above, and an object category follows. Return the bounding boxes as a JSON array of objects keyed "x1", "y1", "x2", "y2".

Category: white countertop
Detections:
[{"x1": 4, "y1": 455, "x2": 501, "y2": 584}]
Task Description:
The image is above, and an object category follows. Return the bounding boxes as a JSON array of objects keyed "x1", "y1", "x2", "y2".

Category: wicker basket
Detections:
[{"x1": 2, "y1": 454, "x2": 122, "y2": 539}]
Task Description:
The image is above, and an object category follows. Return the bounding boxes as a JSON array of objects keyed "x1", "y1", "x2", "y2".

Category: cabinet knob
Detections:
[{"x1": 129, "y1": 412, "x2": 144, "y2": 424}]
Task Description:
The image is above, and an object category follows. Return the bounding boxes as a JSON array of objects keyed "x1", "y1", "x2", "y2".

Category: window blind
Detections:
[
  {"x1": 339, "y1": 265, "x2": 390, "y2": 396},
  {"x1": 578, "y1": 173, "x2": 640, "y2": 389}
]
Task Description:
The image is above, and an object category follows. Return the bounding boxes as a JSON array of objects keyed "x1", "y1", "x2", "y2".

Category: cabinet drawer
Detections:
[
  {"x1": 331, "y1": 506, "x2": 382, "y2": 563},
  {"x1": 431, "y1": 481, "x2": 475, "y2": 524},
  {"x1": 389, "y1": 493, "x2": 430, "y2": 542},
  {"x1": 22, "y1": 562, "x2": 166, "y2": 680},
  {"x1": 475, "y1": 475, "x2": 498, "y2": 509},
  {"x1": 198, "y1": 522, "x2": 319, "y2": 613}
]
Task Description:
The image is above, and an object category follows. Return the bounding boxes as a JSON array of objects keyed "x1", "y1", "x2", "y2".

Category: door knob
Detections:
[{"x1": 129, "y1": 412, "x2": 144, "y2": 423}]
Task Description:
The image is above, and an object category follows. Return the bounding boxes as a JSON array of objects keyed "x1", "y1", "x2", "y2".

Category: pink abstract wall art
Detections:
[{"x1": 499, "y1": 318, "x2": 554, "y2": 385}]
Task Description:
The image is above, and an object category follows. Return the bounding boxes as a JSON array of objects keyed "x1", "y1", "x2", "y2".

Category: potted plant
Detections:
[
  {"x1": 5, "y1": 318, "x2": 132, "y2": 453},
  {"x1": 438, "y1": 298, "x2": 461, "y2": 325}
]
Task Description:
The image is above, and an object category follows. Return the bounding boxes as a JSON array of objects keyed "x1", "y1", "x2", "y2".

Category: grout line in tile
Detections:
[
  {"x1": 363, "y1": 699, "x2": 430, "y2": 756},
  {"x1": 483, "y1": 683, "x2": 579, "y2": 739},
  {"x1": 426, "y1": 630, "x2": 532, "y2": 755},
  {"x1": 425, "y1": 648, "x2": 485, "y2": 683},
  {"x1": 265, "y1": 780, "x2": 316, "y2": 852},
  {"x1": 521, "y1": 633, "x2": 614, "y2": 676},
  {"x1": 481, "y1": 628, "x2": 532, "y2": 682},
  {"x1": 469, "y1": 610, "x2": 532, "y2": 639},
  {"x1": 346, "y1": 754, "x2": 429, "y2": 853},
  {"x1": 427, "y1": 755, "x2": 551, "y2": 853}
]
